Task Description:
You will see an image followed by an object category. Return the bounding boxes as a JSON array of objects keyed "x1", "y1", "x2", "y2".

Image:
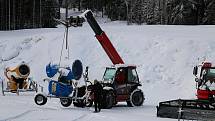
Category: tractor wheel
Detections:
[
  {"x1": 60, "y1": 98, "x2": 72, "y2": 107},
  {"x1": 102, "y1": 91, "x2": 114, "y2": 109},
  {"x1": 34, "y1": 94, "x2": 47, "y2": 106},
  {"x1": 127, "y1": 89, "x2": 144, "y2": 107}
]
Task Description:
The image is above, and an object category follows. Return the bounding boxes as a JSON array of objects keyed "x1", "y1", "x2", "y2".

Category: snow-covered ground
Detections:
[{"x1": 0, "y1": 20, "x2": 215, "y2": 121}]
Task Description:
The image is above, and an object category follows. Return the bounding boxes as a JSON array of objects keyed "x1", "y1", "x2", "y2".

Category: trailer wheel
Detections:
[
  {"x1": 102, "y1": 91, "x2": 114, "y2": 109},
  {"x1": 73, "y1": 99, "x2": 93, "y2": 107},
  {"x1": 30, "y1": 81, "x2": 38, "y2": 92},
  {"x1": 127, "y1": 90, "x2": 144, "y2": 107},
  {"x1": 73, "y1": 100, "x2": 85, "y2": 107},
  {"x1": 60, "y1": 98, "x2": 72, "y2": 107},
  {"x1": 85, "y1": 99, "x2": 93, "y2": 107},
  {"x1": 34, "y1": 94, "x2": 47, "y2": 106}
]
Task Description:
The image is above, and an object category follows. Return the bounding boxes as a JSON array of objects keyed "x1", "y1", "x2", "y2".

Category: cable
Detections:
[
  {"x1": 66, "y1": 26, "x2": 70, "y2": 60},
  {"x1": 67, "y1": 37, "x2": 70, "y2": 60},
  {"x1": 59, "y1": 27, "x2": 67, "y2": 66}
]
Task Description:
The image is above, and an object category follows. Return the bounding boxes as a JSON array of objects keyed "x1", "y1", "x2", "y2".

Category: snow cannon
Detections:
[
  {"x1": 46, "y1": 64, "x2": 74, "y2": 97},
  {"x1": 34, "y1": 60, "x2": 83, "y2": 107},
  {"x1": 2, "y1": 62, "x2": 38, "y2": 95},
  {"x1": 45, "y1": 60, "x2": 83, "y2": 80},
  {"x1": 5, "y1": 63, "x2": 30, "y2": 80},
  {"x1": 46, "y1": 60, "x2": 83, "y2": 96}
]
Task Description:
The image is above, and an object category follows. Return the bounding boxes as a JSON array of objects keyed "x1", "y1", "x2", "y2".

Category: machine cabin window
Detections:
[
  {"x1": 127, "y1": 68, "x2": 139, "y2": 83},
  {"x1": 103, "y1": 68, "x2": 116, "y2": 81}
]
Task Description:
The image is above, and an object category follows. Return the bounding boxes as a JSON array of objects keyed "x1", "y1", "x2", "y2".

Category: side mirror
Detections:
[{"x1": 193, "y1": 66, "x2": 198, "y2": 76}]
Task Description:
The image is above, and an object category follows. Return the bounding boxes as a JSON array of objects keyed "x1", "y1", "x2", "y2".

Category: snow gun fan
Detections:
[
  {"x1": 34, "y1": 60, "x2": 85, "y2": 107},
  {"x1": 157, "y1": 61, "x2": 215, "y2": 120},
  {"x1": 5, "y1": 63, "x2": 30, "y2": 79},
  {"x1": 1, "y1": 62, "x2": 38, "y2": 95},
  {"x1": 72, "y1": 60, "x2": 83, "y2": 80}
]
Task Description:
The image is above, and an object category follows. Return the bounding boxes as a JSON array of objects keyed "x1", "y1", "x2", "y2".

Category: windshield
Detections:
[
  {"x1": 103, "y1": 68, "x2": 116, "y2": 81},
  {"x1": 200, "y1": 68, "x2": 215, "y2": 90},
  {"x1": 207, "y1": 68, "x2": 215, "y2": 78}
]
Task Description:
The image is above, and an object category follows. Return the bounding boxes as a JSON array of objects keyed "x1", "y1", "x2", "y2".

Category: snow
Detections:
[{"x1": 0, "y1": 20, "x2": 215, "y2": 121}]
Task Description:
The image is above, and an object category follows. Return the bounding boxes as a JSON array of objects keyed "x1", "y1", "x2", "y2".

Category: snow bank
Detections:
[{"x1": 0, "y1": 24, "x2": 215, "y2": 103}]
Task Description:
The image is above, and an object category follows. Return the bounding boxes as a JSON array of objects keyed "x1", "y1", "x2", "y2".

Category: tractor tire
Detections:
[
  {"x1": 34, "y1": 94, "x2": 47, "y2": 106},
  {"x1": 102, "y1": 91, "x2": 114, "y2": 109},
  {"x1": 60, "y1": 98, "x2": 72, "y2": 107},
  {"x1": 127, "y1": 89, "x2": 144, "y2": 107}
]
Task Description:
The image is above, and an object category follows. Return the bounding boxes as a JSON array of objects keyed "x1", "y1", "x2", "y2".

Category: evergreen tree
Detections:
[
  {"x1": 202, "y1": 0, "x2": 215, "y2": 24},
  {"x1": 105, "y1": 0, "x2": 127, "y2": 21},
  {"x1": 129, "y1": 0, "x2": 145, "y2": 24},
  {"x1": 0, "y1": 0, "x2": 59, "y2": 30},
  {"x1": 42, "y1": 0, "x2": 59, "y2": 28},
  {"x1": 146, "y1": 0, "x2": 155, "y2": 24}
]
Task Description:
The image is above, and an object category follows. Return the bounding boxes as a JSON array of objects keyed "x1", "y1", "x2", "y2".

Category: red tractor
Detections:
[{"x1": 74, "y1": 11, "x2": 145, "y2": 109}]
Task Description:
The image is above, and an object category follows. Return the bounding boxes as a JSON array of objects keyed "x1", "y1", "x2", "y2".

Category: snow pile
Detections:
[{"x1": 0, "y1": 22, "x2": 215, "y2": 121}]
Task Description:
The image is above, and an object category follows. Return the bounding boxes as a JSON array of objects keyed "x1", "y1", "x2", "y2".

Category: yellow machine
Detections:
[{"x1": 1, "y1": 63, "x2": 38, "y2": 95}]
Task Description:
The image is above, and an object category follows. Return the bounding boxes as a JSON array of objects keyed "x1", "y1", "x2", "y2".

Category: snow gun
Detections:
[
  {"x1": 5, "y1": 62, "x2": 30, "y2": 80},
  {"x1": 45, "y1": 60, "x2": 83, "y2": 97},
  {"x1": 2, "y1": 62, "x2": 38, "y2": 95},
  {"x1": 34, "y1": 60, "x2": 84, "y2": 107}
]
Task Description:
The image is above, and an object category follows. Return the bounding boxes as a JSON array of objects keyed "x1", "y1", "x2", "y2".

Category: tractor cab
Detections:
[
  {"x1": 193, "y1": 62, "x2": 213, "y2": 79},
  {"x1": 193, "y1": 62, "x2": 215, "y2": 86},
  {"x1": 103, "y1": 65, "x2": 141, "y2": 86},
  {"x1": 200, "y1": 67, "x2": 215, "y2": 82},
  {"x1": 193, "y1": 62, "x2": 215, "y2": 100},
  {"x1": 102, "y1": 64, "x2": 143, "y2": 104}
]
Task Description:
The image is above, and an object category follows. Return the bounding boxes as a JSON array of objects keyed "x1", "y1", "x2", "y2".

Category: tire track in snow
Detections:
[
  {"x1": 0, "y1": 110, "x2": 35, "y2": 121},
  {"x1": 71, "y1": 113, "x2": 89, "y2": 121},
  {"x1": 37, "y1": 106, "x2": 59, "y2": 111},
  {"x1": 71, "y1": 112, "x2": 107, "y2": 121}
]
